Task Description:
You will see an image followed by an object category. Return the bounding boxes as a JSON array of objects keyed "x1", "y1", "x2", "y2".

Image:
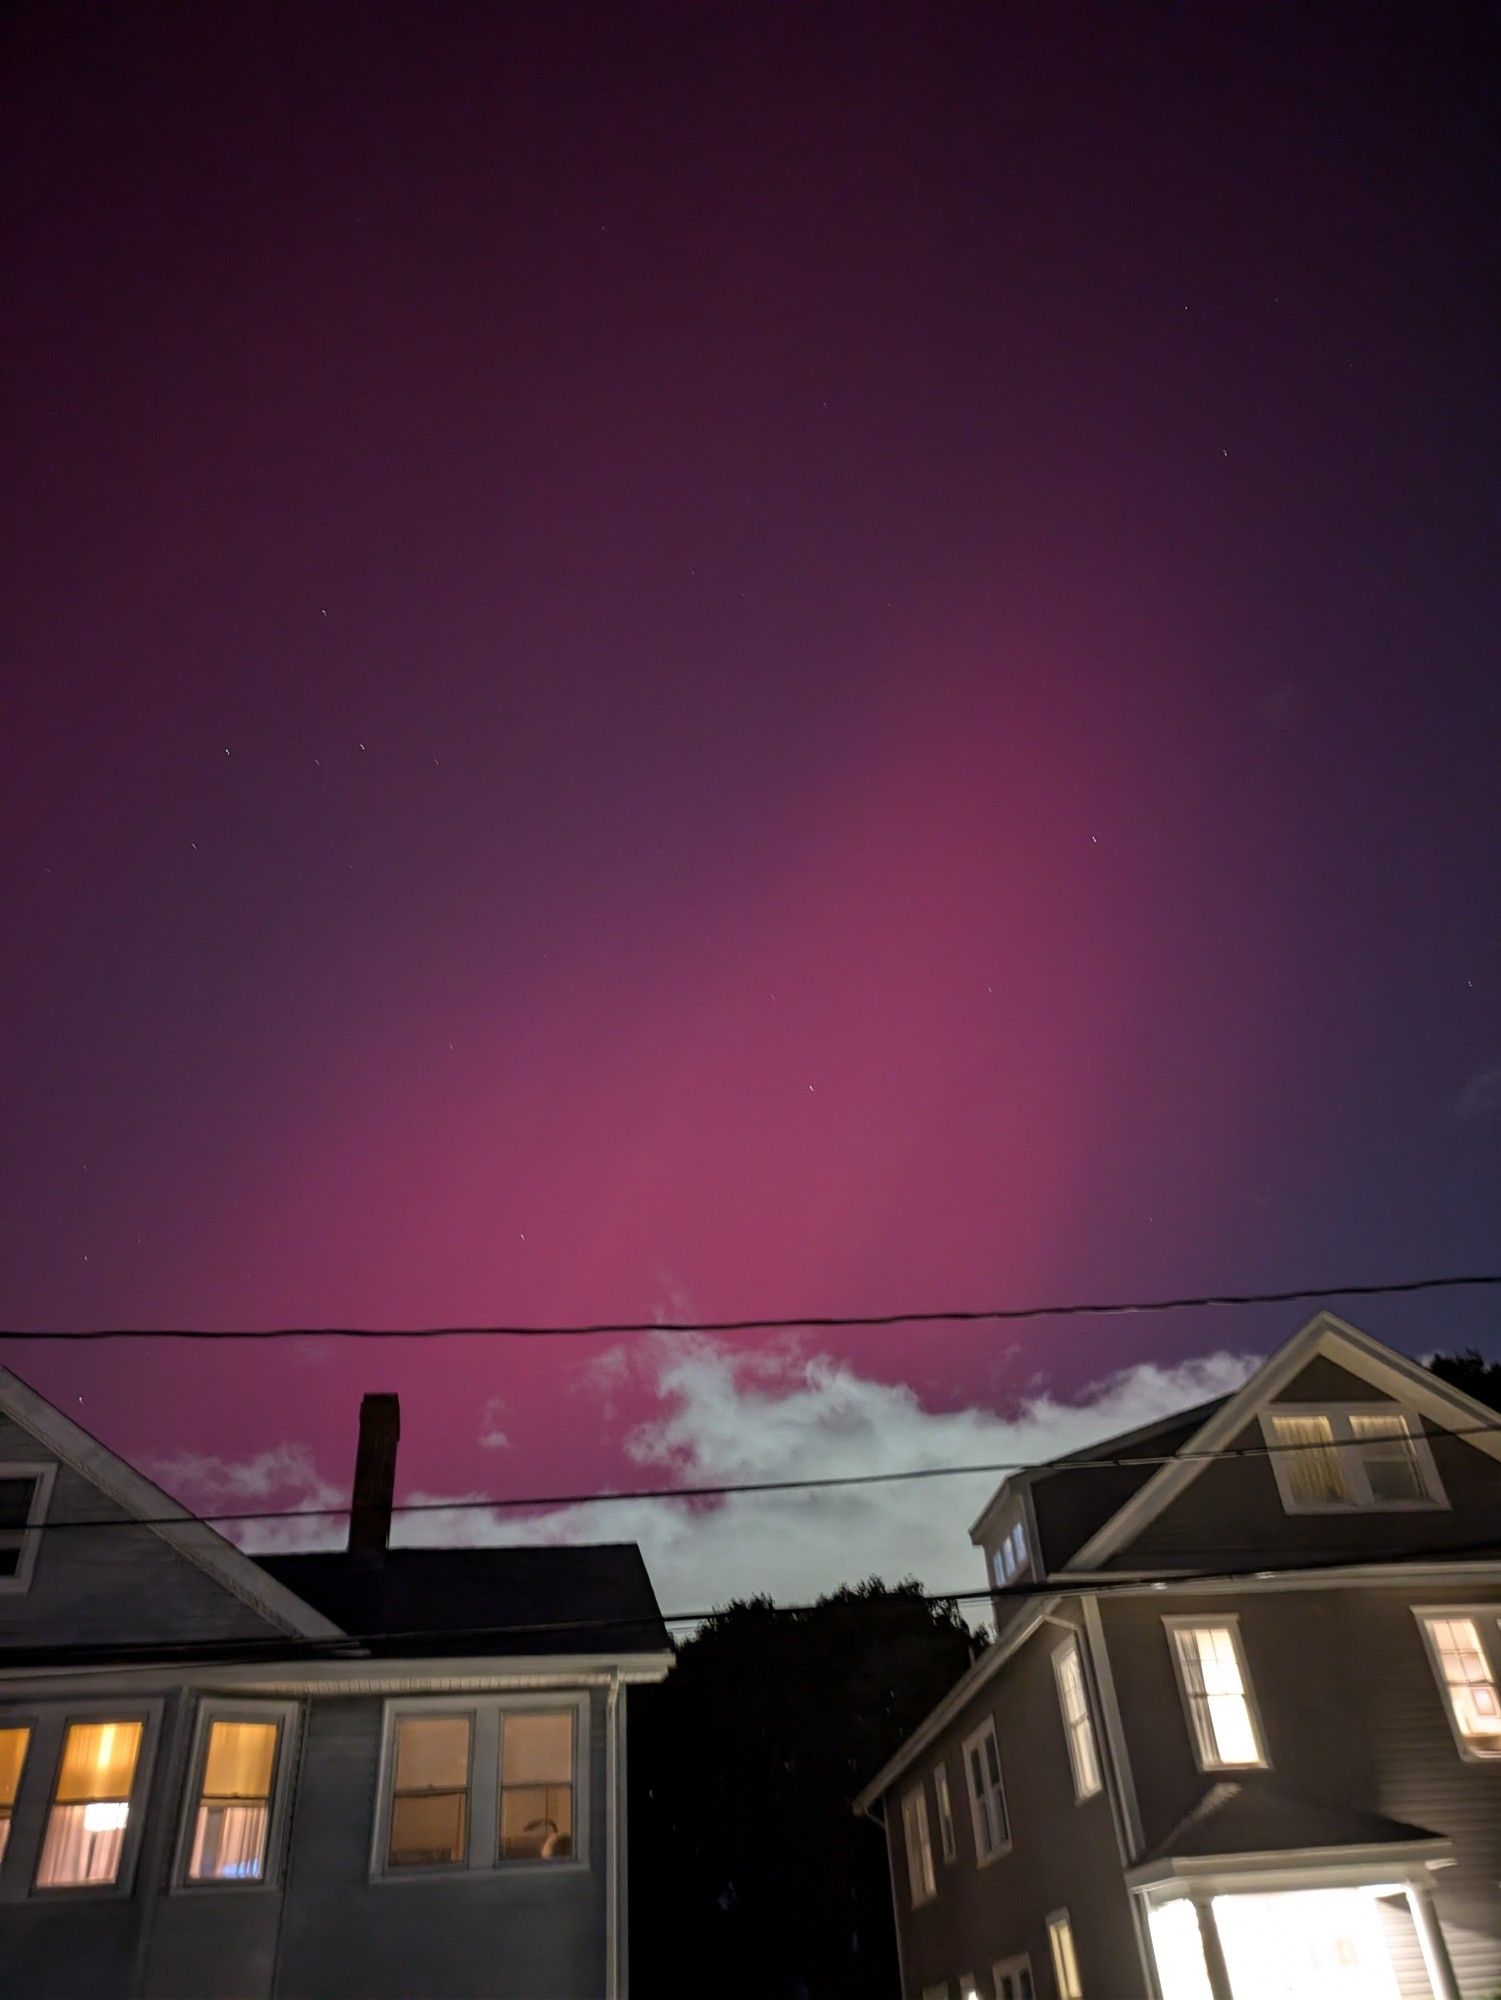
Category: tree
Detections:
[
  {"x1": 1427, "y1": 1349, "x2": 1501, "y2": 1412},
  {"x1": 629, "y1": 1580, "x2": 979, "y2": 2000}
]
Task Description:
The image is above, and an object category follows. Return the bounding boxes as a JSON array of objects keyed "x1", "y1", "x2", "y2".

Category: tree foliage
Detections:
[
  {"x1": 1427, "y1": 1349, "x2": 1501, "y2": 1412},
  {"x1": 629, "y1": 1579, "x2": 978, "y2": 2000}
]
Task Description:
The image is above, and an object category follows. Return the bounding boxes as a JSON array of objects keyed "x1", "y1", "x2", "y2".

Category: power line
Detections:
[
  {"x1": 3, "y1": 1536, "x2": 1498, "y2": 1671},
  {"x1": 1, "y1": 1268, "x2": 1497, "y2": 1341},
  {"x1": 19, "y1": 1418, "x2": 1501, "y2": 1538}
]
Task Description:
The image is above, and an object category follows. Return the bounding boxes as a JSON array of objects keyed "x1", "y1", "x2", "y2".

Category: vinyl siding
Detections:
[{"x1": 883, "y1": 1619, "x2": 1144, "y2": 2000}]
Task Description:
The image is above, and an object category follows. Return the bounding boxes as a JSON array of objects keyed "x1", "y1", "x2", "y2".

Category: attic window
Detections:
[
  {"x1": 992, "y1": 1522, "x2": 1030, "y2": 1588},
  {"x1": 1260, "y1": 1407, "x2": 1444, "y2": 1513},
  {"x1": 0, "y1": 1467, "x2": 54, "y2": 1594}
]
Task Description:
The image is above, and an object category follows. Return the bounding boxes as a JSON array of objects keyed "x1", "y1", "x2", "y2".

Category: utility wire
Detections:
[
  {"x1": 18, "y1": 1419, "x2": 1501, "y2": 1538},
  {"x1": 1, "y1": 1269, "x2": 1497, "y2": 1341},
  {"x1": 3, "y1": 1536, "x2": 1498, "y2": 1670}
]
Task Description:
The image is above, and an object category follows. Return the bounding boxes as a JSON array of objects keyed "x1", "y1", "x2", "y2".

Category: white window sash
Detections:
[
  {"x1": 900, "y1": 1785, "x2": 936, "y2": 1905},
  {"x1": 1047, "y1": 1909, "x2": 1083, "y2": 2000},
  {"x1": 175, "y1": 1699, "x2": 299, "y2": 1890},
  {"x1": 932, "y1": 1760, "x2": 957, "y2": 1862},
  {"x1": 1052, "y1": 1639, "x2": 1103, "y2": 1801},
  {"x1": 1259, "y1": 1405, "x2": 1445, "y2": 1513},
  {"x1": 1165, "y1": 1618, "x2": 1266, "y2": 1771},
  {"x1": 961, "y1": 1720, "x2": 1010, "y2": 1863},
  {"x1": 1416, "y1": 1609, "x2": 1501, "y2": 1760},
  {"x1": 0, "y1": 1465, "x2": 57, "y2": 1597}
]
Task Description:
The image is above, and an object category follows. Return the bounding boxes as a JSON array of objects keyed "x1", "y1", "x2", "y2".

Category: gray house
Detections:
[
  {"x1": 855, "y1": 1314, "x2": 1501, "y2": 2000},
  {"x1": 0, "y1": 1370, "x2": 671, "y2": 1999}
]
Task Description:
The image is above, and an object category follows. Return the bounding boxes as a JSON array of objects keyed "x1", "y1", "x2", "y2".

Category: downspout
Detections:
[{"x1": 605, "y1": 1672, "x2": 622, "y2": 2000}]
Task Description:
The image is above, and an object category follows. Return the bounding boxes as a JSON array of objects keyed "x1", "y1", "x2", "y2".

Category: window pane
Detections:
[
  {"x1": 202, "y1": 1720, "x2": 276, "y2": 1800},
  {"x1": 37, "y1": 1720, "x2": 143, "y2": 1888},
  {"x1": 1269, "y1": 1416, "x2": 1349, "y2": 1504},
  {"x1": 393, "y1": 1715, "x2": 470, "y2": 1793},
  {"x1": 54, "y1": 1721, "x2": 143, "y2": 1805},
  {"x1": 389, "y1": 1790, "x2": 467, "y2": 1866},
  {"x1": 1426, "y1": 1617, "x2": 1501, "y2": 1753},
  {"x1": 0, "y1": 1546, "x2": 19, "y2": 1578},
  {"x1": 1351, "y1": 1414, "x2": 1426, "y2": 1501},
  {"x1": 191, "y1": 1802, "x2": 269, "y2": 1882},
  {"x1": 0, "y1": 1726, "x2": 28, "y2": 1807},
  {"x1": 0, "y1": 1478, "x2": 36, "y2": 1529},
  {"x1": 502, "y1": 1711, "x2": 572, "y2": 1785},
  {"x1": 500, "y1": 1783, "x2": 573, "y2": 1859},
  {"x1": 1174, "y1": 1627, "x2": 1260, "y2": 1766}
]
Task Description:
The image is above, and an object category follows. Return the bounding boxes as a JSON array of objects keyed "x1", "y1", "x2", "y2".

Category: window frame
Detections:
[
  {"x1": 0, "y1": 1464, "x2": 57, "y2": 1596},
  {"x1": 960, "y1": 1716, "x2": 1011, "y2": 1866},
  {"x1": 371, "y1": 1692, "x2": 589, "y2": 1883},
  {"x1": 992, "y1": 1953, "x2": 1036, "y2": 2000},
  {"x1": 1046, "y1": 1909, "x2": 1083, "y2": 2000},
  {"x1": 172, "y1": 1698, "x2": 300, "y2": 1892},
  {"x1": 900, "y1": 1782, "x2": 936, "y2": 1907},
  {"x1": 29, "y1": 1701, "x2": 162, "y2": 1900},
  {"x1": 1051, "y1": 1636, "x2": 1103, "y2": 1803},
  {"x1": 931, "y1": 1757, "x2": 957, "y2": 1863},
  {"x1": 0, "y1": 1717, "x2": 36, "y2": 1880},
  {"x1": 1164, "y1": 1615, "x2": 1268, "y2": 1773},
  {"x1": 1258, "y1": 1404, "x2": 1446, "y2": 1514},
  {"x1": 1414, "y1": 1607, "x2": 1501, "y2": 1762}
]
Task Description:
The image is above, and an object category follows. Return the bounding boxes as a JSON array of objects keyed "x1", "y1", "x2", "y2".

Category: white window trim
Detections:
[
  {"x1": 992, "y1": 1953, "x2": 1035, "y2": 2000},
  {"x1": 900, "y1": 1782, "x2": 936, "y2": 1906},
  {"x1": 1163, "y1": 1615, "x2": 1269, "y2": 1772},
  {"x1": 1259, "y1": 1403, "x2": 1446, "y2": 1514},
  {"x1": 1413, "y1": 1605, "x2": 1501, "y2": 1763},
  {"x1": 1047, "y1": 1908, "x2": 1083, "y2": 2000},
  {"x1": 171, "y1": 1698, "x2": 300, "y2": 1892},
  {"x1": 1051, "y1": 1637, "x2": 1103, "y2": 1803},
  {"x1": 0, "y1": 1464, "x2": 57, "y2": 1596},
  {"x1": 24, "y1": 1700, "x2": 163, "y2": 1901},
  {"x1": 960, "y1": 1717, "x2": 1010, "y2": 1866},
  {"x1": 371, "y1": 1692, "x2": 589, "y2": 1882},
  {"x1": 932, "y1": 1758, "x2": 957, "y2": 1863}
]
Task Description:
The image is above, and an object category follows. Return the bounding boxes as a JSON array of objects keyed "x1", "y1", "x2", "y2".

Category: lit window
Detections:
[
  {"x1": 993, "y1": 1955, "x2": 1036, "y2": 2000},
  {"x1": 0, "y1": 1726, "x2": 29, "y2": 1866},
  {"x1": 932, "y1": 1760, "x2": 957, "y2": 1862},
  {"x1": 499, "y1": 1711, "x2": 574, "y2": 1861},
  {"x1": 992, "y1": 1522, "x2": 1030, "y2": 1588},
  {"x1": 1168, "y1": 1622, "x2": 1265, "y2": 1769},
  {"x1": 1262, "y1": 1407, "x2": 1441, "y2": 1511},
  {"x1": 1420, "y1": 1615, "x2": 1501, "y2": 1758},
  {"x1": 1053, "y1": 1638, "x2": 1103, "y2": 1801},
  {"x1": 962, "y1": 1718, "x2": 1009, "y2": 1863},
  {"x1": 900, "y1": 1784, "x2": 936, "y2": 1905},
  {"x1": 37, "y1": 1720, "x2": 144, "y2": 1887},
  {"x1": 0, "y1": 1468, "x2": 53, "y2": 1593},
  {"x1": 1047, "y1": 1910, "x2": 1083, "y2": 2000},
  {"x1": 959, "y1": 1979, "x2": 980, "y2": 2000},
  {"x1": 188, "y1": 1717, "x2": 280, "y2": 1882},
  {"x1": 387, "y1": 1715, "x2": 471, "y2": 1868}
]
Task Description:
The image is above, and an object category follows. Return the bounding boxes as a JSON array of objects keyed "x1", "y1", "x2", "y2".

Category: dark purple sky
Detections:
[{"x1": 4, "y1": 4, "x2": 1497, "y2": 1520}]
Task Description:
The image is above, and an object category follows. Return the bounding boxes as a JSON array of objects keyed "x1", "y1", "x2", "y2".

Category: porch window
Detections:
[
  {"x1": 900, "y1": 1783, "x2": 936, "y2": 1905},
  {"x1": 1052, "y1": 1638, "x2": 1102, "y2": 1800},
  {"x1": 0, "y1": 1726, "x2": 29, "y2": 1865},
  {"x1": 1419, "y1": 1614, "x2": 1501, "y2": 1758},
  {"x1": 1047, "y1": 1909, "x2": 1083, "y2": 1999},
  {"x1": 36, "y1": 1719, "x2": 144, "y2": 1887},
  {"x1": 1167, "y1": 1620, "x2": 1265, "y2": 1769},
  {"x1": 961, "y1": 1718, "x2": 1009, "y2": 1862}
]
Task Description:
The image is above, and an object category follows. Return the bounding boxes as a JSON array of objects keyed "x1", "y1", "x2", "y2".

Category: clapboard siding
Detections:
[{"x1": 0, "y1": 1415, "x2": 281, "y2": 1645}]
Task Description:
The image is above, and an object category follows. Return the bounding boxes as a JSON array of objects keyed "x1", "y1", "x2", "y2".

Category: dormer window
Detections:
[
  {"x1": 0, "y1": 1466, "x2": 55, "y2": 1594},
  {"x1": 992, "y1": 1522, "x2": 1030, "y2": 1588},
  {"x1": 1260, "y1": 1406, "x2": 1444, "y2": 1513}
]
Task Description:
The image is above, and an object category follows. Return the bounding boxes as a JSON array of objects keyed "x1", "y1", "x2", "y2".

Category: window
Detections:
[
  {"x1": 1419, "y1": 1614, "x2": 1501, "y2": 1758},
  {"x1": 961, "y1": 1718, "x2": 1009, "y2": 1863},
  {"x1": 1052, "y1": 1638, "x2": 1102, "y2": 1801},
  {"x1": 0, "y1": 1467, "x2": 53, "y2": 1593},
  {"x1": 992, "y1": 1521, "x2": 1030, "y2": 1588},
  {"x1": 993, "y1": 1955, "x2": 1035, "y2": 2000},
  {"x1": 1047, "y1": 1910, "x2": 1083, "y2": 2000},
  {"x1": 1167, "y1": 1620, "x2": 1265, "y2": 1770},
  {"x1": 183, "y1": 1705, "x2": 295, "y2": 1884},
  {"x1": 376, "y1": 1697, "x2": 586, "y2": 1879},
  {"x1": 900, "y1": 1784, "x2": 936, "y2": 1905},
  {"x1": 959, "y1": 1979, "x2": 980, "y2": 2000},
  {"x1": 499, "y1": 1710, "x2": 574, "y2": 1860},
  {"x1": 932, "y1": 1759, "x2": 957, "y2": 1862},
  {"x1": 0, "y1": 1726, "x2": 29, "y2": 1866},
  {"x1": 1261, "y1": 1406, "x2": 1442, "y2": 1512},
  {"x1": 37, "y1": 1719, "x2": 144, "y2": 1887}
]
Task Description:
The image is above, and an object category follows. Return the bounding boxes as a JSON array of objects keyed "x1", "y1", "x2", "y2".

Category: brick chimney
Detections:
[{"x1": 348, "y1": 1392, "x2": 400, "y2": 1559}]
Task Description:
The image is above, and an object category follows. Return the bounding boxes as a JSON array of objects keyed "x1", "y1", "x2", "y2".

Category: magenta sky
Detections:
[{"x1": 4, "y1": 4, "x2": 1497, "y2": 1518}]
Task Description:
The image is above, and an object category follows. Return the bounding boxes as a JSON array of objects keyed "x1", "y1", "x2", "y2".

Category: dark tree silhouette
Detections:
[
  {"x1": 1428, "y1": 1349, "x2": 1501, "y2": 1412},
  {"x1": 629, "y1": 1579, "x2": 979, "y2": 2000}
]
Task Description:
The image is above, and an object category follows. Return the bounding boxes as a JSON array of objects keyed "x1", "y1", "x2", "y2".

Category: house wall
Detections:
[
  {"x1": 1098, "y1": 1577, "x2": 1501, "y2": 1997},
  {"x1": 884, "y1": 1619, "x2": 1144, "y2": 2000}
]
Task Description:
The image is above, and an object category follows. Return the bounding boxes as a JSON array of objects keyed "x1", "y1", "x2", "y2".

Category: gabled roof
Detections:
[
  {"x1": 0, "y1": 1367, "x2": 342, "y2": 1643},
  {"x1": 257, "y1": 1546, "x2": 672, "y2": 1659},
  {"x1": 1063, "y1": 1312, "x2": 1501, "y2": 1574},
  {"x1": 1142, "y1": 1780, "x2": 1445, "y2": 1866}
]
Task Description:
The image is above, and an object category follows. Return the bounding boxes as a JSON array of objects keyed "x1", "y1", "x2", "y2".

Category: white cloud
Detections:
[{"x1": 157, "y1": 1339, "x2": 1256, "y2": 1621}]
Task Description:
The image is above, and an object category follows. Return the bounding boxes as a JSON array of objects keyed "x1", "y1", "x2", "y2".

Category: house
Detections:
[
  {"x1": 854, "y1": 1314, "x2": 1501, "y2": 2000},
  {"x1": 0, "y1": 1370, "x2": 672, "y2": 1999}
]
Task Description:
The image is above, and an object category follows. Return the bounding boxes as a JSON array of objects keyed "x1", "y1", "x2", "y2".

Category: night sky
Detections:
[{"x1": 4, "y1": 4, "x2": 1497, "y2": 1566}]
